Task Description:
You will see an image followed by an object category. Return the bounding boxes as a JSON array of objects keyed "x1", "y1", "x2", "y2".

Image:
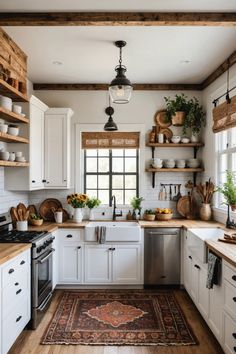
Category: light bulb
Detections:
[{"x1": 116, "y1": 86, "x2": 125, "y2": 97}]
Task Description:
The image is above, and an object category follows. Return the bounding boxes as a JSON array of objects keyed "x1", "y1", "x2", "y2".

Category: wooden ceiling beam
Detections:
[
  {"x1": 33, "y1": 83, "x2": 202, "y2": 91},
  {"x1": 0, "y1": 12, "x2": 236, "y2": 26}
]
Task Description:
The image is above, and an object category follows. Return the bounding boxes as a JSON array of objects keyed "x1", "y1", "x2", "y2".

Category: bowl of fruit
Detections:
[
  {"x1": 29, "y1": 213, "x2": 44, "y2": 226},
  {"x1": 155, "y1": 208, "x2": 173, "y2": 221},
  {"x1": 143, "y1": 209, "x2": 156, "y2": 221}
]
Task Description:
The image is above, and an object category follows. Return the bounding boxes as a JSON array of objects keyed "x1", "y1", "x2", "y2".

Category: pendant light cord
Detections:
[{"x1": 119, "y1": 46, "x2": 122, "y2": 67}]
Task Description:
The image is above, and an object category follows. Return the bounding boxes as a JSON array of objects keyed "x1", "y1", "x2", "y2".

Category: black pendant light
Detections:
[
  {"x1": 104, "y1": 105, "x2": 118, "y2": 131},
  {"x1": 109, "y1": 40, "x2": 133, "y2": 104}
]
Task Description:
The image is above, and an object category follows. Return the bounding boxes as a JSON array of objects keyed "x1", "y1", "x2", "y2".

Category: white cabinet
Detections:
[
  {"x1": 57, "y1": 229, "x2": 83, "y2": 284},
  {"x1": 0, "y1": 248, "x2": 31, "y2": 354},
  {"x1": 208, "y1": 279, "x2": 223, "y2": 342},
  {"x1": 44, "y1": 108, "x2": 73, "y2": 189},
  {"x1": 84, "y1": 243, "x2": 142, "y2": 285},
  {"x1": 5, "y1": 95, "x2": 48, "y2": 191}
]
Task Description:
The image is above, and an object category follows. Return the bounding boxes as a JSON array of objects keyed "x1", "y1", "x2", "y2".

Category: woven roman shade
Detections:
[
  {"x1": 81, "y1": 132, "x2": 140, "y2": 149},
  {"x1": 212, "y1": 95, "x2": 236, "y2": 133}
]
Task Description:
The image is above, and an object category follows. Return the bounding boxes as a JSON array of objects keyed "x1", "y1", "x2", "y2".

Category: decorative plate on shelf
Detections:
[
  {"x1": 177, "y1": 196, "x2": 190, "y2": 217},
  {"x1": 39, "y1": 198, "x2": 63, "y2": 221},
  {"x1": 154, "y1": 111, "x2": 171, "y2": 128},
  {"x1": 159, "y1": 127, "x2": 173, "y2": 140}
]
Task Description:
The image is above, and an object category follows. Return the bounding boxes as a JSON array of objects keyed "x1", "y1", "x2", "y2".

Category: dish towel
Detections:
[
  {"x1": 99, "y1": 226, "x2": 106, "y2": 244},
  {"x1": 206, "y1": 252, "x2": 221, "y2": 289},
  {"x1": 95, "y1": 226, "x2": 100, "y2": 242}
]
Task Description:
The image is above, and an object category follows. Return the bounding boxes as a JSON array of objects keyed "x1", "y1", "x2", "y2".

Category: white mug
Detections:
[
  {"x1": 158, "y1": 134, "x2": 164, "y2": 143},
  {"x1": 54, "y1": 211, "x2": 63, "y2": 224}
]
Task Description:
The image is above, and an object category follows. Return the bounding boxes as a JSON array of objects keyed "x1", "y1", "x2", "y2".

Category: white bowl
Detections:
[
  {"x1": 0, "y1": 96, "x2": 12, "y2": 111},
  {"x1": 181, "y1": 137, "x2": 190, "y2": 144},
  {"x1": 171, "y1": 136, "x2": 181, "y2": 144},
  {"x1": 8, "y1": 127, "x2": 19, "y2": 136},
  {"x1": 15, "y1": 151, "x2": 22, "y2": 157},
  {"x1": 9, "y1": 152, "x2": 15, "y2": 161},
  {"x1": 12, "y1": 105, "x2": 22, "y2": 114},
  {"x1": 0, "y1": 151, "x2": 9, "y2": 160},
  {"x1": 15, "y1": 156, "x2": 26, "y2": 162},
  {"x1": 0, "y1": 124, "x2": 8, "y2": 133}
]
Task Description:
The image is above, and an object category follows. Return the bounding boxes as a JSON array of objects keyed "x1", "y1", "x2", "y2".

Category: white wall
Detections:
[{"x1": 29, "y1": 89, "x2": 202, "y2": 218}]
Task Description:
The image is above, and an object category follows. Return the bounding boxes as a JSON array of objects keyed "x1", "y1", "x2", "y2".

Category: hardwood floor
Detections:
[{"x1": 9, "y1": 289, "x2": 224, "y2": 354}]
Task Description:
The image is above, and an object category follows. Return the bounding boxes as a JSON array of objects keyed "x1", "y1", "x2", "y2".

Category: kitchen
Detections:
[{"x1": 0, "y1": 1, "x2": 236, "y2": 354}]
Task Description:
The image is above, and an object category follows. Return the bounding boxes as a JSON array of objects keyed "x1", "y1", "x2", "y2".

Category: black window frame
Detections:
[{"x1": 84, "y1": 149, "x2": 139, "y2": 206}]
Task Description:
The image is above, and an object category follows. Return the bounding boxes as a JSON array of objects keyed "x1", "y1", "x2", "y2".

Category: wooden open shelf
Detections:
[
  {"x1": 146, "y1": 167, "x2": 204, "y2": 173},
  {"x1": 0, "y1": 132, "x2": 29, "y2": 144},
  {"x1": 146, "y1": 142, "x2": 204, "y2": 148},
  {"x1": 0, "y1": 107, "x2": 29, "y2": 124},
  {"x1": 0, "y1": 160, "x2": 29, "y2": 167},
  {"x1": 0, "y1": 79, "x2": 29, "y2": 102}
]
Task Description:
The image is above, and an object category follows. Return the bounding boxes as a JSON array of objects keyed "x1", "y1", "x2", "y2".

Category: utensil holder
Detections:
[{"x1": 16, "y1": 220, "x2": 28, "y2": 231}]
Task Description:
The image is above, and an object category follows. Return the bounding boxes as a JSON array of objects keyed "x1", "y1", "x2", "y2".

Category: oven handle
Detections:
[
  {"x1": 38, "y1": 292, "x2": 53, "y2": 311},
  {"x1": 39, "y1": 249, "x2": 55, "y2": 264}
]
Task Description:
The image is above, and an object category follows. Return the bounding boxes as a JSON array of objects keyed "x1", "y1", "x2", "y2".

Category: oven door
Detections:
[{"x1": 32, "y1": 249, "x2": 54, "y2": 308}]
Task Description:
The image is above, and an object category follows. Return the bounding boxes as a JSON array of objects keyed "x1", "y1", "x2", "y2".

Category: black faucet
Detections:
[{"x1": 111, "y1": 195, "x2": 123, "y2": 221}]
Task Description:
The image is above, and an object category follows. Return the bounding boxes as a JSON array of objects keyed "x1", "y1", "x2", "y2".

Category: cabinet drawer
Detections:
[
  {"x1": 223, "y1": 312, "x2": 236, "y2": 354},
  {"x1": 2, "y1": 250, "x2": 29, "y2": 288},
  {"x1": 58, "y1": 229, "x2": 82, "y2": 242},
  {"x1": 2, "y1": 271, "x2": 29, "y2": 319},
  {"x1": 224, "y1": 263, "x2": 236, "y2": 288},
  {"x1": 224, "y1": 281, "x2": 236, "y2": 320},
  {"x1": 2, "y1": 297, "x2": 30, "y2": 354}
]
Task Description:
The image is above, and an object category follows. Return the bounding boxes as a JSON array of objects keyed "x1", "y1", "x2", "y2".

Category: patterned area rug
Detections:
[{"x1": 42, "y1": 290, "x2": 198, "y2": 346}]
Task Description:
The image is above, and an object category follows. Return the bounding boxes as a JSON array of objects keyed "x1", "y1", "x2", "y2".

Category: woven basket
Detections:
[
  {"x1": 155, "y1": 213, "x2": 173, "y2": 221},
  {"x1": 143, "y1": 214, "x2": 156, "y2": 221},
  {"x1": 172, "y1": 111, "x2": 185, "y2": 126}
]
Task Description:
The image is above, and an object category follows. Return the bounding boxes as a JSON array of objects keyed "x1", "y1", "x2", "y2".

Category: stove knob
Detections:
[{"x1": 36, "y1": 246, "x2": 42, "y2": 253}]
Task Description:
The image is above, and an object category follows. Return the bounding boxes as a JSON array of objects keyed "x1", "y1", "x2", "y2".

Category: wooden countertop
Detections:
[
  {"x1": 0, "y1": 243, "x2": 31, "y2": 265},
  {"x1": 206, "y1": 239, "x2": 236, "y2": 268},
  {"x1": 138, "y1": 219, "x2": 222, "y2": 229}
]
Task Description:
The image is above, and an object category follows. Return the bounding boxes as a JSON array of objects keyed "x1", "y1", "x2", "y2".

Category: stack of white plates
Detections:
[
  {"x1": 176, "y1": 159, "x2": 186, "y2": 168},
  {"x1": 187, "y1": 158, "x2": 200, "y2": 168},
  {"x1": 164, "y1": 159, "x2": 175, "y2": 168}
]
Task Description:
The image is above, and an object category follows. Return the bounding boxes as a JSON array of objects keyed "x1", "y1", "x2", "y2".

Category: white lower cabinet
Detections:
[
  {"x1": 0, "y1": 248, "x2": 31, "y2": 354},
  {"x1": 84, "y1": 245, "x2": 112, "y2": 284},
  {"x1": 208, "y1": 280, "x2": 223, "y2": 342}
]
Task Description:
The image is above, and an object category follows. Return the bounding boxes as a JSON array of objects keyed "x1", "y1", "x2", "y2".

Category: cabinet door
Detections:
[
  {"x1": 58, "y1": 243, "x2": 82, "y2": 283},
  {"x1": 44, "y1": 113, "x2": 70, "y2": 188},
  {"x1": 30, "y1": 102, "x2": 44, "y2": 189},
  {"x1": 198, "y1": 265, "x2": 209, "y2": 319},
  {"x1": 84, "y1": 245, "x2": 111, "y2": 284},
  {"x1": 113, "y1": 244, "x2": 142, "y2": 284},
  {"x1": 191, "y1": 259, "x2": 199, "y2": 304},
  {"x1": 184, "y1": 249, "x2": 192, "y2": 294},
  {"x1": 209, "y1": 281, "x2": 223, "y2": 342}
]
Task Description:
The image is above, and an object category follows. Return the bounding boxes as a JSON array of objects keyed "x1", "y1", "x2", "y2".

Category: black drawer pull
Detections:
[
  {"x1": 77, "y1": 246, "x2": 81, "y2": 249},
  {"x1": 233, "y1": 333, "x2": 236, "y2": 339},
  {"x1": 32, "y1": 180, "x2": 35, "y2": 183},
  {"x1": 232, "y1": 275, "x2": 236, "y2": 281},
  {"x1": 16, "y1": 289, "x2": 22, "y2": 295},
  {"x1": 15, "y1": 282, "x2": 19, "y2": 286},
  {"x1": 188, "y1": 255, "x2": 192, "y2": 260},
  {"x1": 8, "y1": 268, "x2": 14, "y2": 274},
  {"x1": 20, "y1": 260, "x2": 25, "y2": 265},
  {"x1": 234, "y1": 347, "x2": 236, "y2": 352},
  {"x1": 16, "y1": 316, "x2": 22, "y2": 322},
  {"x1": 66, "y1": 234, "x2": 73, "y2": 238},
  {"x1": 42, "y1": 179, "x2": 46, "y2": 183},
  {"x1": 112, "y1": 247, "x2": 116, "y2": 251},
  {"x1": 108, "y1": 247, "x2": 113, "y2": 251},
  {"x1": 233, "y1": 297, "x2": 236, "y2": 302},
  {"x1": 194, "y1": 264, "x2": 200, "y2": 269}
]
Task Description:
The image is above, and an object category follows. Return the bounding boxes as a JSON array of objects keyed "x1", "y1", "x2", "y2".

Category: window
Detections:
[
  {"x1": 217, "y1": 127, "x2": 236, "y2": 207},
  {"x1": 84, "y1": 149, "x2": 139, "y2": 205}
]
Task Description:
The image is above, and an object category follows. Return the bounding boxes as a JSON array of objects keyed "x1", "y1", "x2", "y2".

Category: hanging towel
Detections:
[
  {"x1": 95, "y1": 226, "x2": 100, "y2": 242},
  {"x1": 206, "y1": 252, "x2": 221, "y2": 289},
  {"x1": 99, "y1": 226, "x2": 106, "y2": 244}
]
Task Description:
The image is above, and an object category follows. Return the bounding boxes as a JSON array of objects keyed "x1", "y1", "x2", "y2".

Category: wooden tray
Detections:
[
  {"x1": 218, "y1": 238, "x2": 236, "y2": 244},
  {"x1": 155, "y1": 111, "x2": 171, "y2": 128},
  {"x1": 39, "y1": 198, "x2": 62, "y2": 221},
  {"x1": 177, "y1": 196, "x2": 190, "y2": 217}
]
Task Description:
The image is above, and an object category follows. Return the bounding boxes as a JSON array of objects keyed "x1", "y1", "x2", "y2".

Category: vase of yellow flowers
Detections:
[{"x1": 67, "y1": 193, "x2": 89, "y2": 222}]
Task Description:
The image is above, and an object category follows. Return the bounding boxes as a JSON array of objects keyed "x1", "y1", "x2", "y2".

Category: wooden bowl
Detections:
[
  {"x1": 29, "y1": 219, "x2": 43, "y2": 226},
  {"x1": 155, "y1": 213, "x2": 173, "y2": 221},
  {"x1": 143, "y1": 214, "x2": 156, "y2": 221}
]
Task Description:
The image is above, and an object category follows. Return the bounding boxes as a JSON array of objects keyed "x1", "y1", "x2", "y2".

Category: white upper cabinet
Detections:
[{"x1": 44, "y1": 108, "x2": 73, "y2": 189}]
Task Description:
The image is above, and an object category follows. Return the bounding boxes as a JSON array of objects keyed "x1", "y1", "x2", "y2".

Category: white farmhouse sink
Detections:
[
  {"x1": 187, "y1": 228, "x2": 224, "y2": 263},
  {"x1": 85, "y1": 221, "x2": 141, "y2": 242}
]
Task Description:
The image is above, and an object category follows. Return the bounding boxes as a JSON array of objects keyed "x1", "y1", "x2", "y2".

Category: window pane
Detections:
[
  {"x1": 125, "y1": 190, "x2": 136, "y2": 205},
  {"x1": 98, "y1": 158, "x2": 109, "y2": 172},
  {"x1": 220, "y1": 154, "x2": 227, "y2": 172},
  {"x1": 87, "y1": 158, "x2": 97, "y2": 172},
  {"x1": 86, "y1": 190, "x2": 98, "y2": 198},
  {"x1": 98, "y1": 175, "x2": 109, "y2": 189},
  {"x1": 232, "y1": 153, "x2": 236, "y2": 171},
  {"x1": 112, "y1": 149, "x2": 124, "y2": 157},
  {"x1": 231, "y1": 128, "x2": 236, "y2": 148},
  {"x1": 112, "y1": 175, "x2": 123, "y2": 189},
  {"x1": 112, "y1": 158, "x2": 124, "y2": 172},
  {"x1": 98, "y1": 190, "x2": 109, "y2": 204},
  {"x1": 125, "y1": 149, "x2": 137, "y2": 157},
  {"x1": 98, "y1": 149, "x2": 109, "y2": 157},
  {"x1": 86, "y1": 149, "x2": 97, "y2": 157},
  {"x1": 86, "y1": 175, "x2": 97, "y2": 189},
  {"x1": 112, "y1": 190, "x2": 123, "y2": 204},
  {"x1": 125, "y1": 175, "x2": 136, "y2": 189},
  {"x1": 219, "y1": 130, "x2": 228, "y2": 150},
  {"x1": 125, "y1": 158, "x2": 136, "y2": 172}
]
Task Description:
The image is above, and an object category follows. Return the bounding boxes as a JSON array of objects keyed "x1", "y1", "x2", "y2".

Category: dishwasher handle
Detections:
[{"x1": 147, "y1": 231, "x2": 179, "y2": 236}]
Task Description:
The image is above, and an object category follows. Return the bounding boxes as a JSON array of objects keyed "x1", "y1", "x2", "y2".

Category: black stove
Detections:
[{"x1": 0, "y1": 230, "x2": 48, "y2": 243}]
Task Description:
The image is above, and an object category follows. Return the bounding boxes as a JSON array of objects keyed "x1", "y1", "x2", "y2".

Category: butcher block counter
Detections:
[{"x1": 0, "y1": 243, "x2": 31, "y2": 265}]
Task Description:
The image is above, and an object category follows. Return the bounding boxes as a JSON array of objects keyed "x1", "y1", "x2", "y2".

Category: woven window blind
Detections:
[
  {"x1": 81, "y1": 132, "x2": 140, "y2": 149},
  {"x1": 212, "y1": 95, "x2": 236, "y2": 133}
]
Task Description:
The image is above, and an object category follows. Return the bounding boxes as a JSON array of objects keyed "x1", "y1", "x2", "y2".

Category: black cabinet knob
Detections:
[
  {"x1": 66, "y1": 234, "x2": 73, "y2": 238},
  {"x1": 188, "y1": 255, "x2": 192, "y2": 260},
  {"x1": 232, "y1": 275, "x2": 236, "y2": 281},
  {"x1": 15, "y1": 282, "x2": 19, "y2": 286},
  {"x1": 16, "y1": 289, "x2": 22, "y2": 295},
  {"x1": 32, "y1": 180, "x2": 35, "y2": 183},
  {"x1": 108, "y1": 248, "x2": 113, "y2": 251},
  {"x1": 77, "y1": 246, "x2": 81, "y2": 249},
  {"x1": 233, "y1": 297, "x2": 236, "y2": 302},
  {"x1": 42, "y1": 179, "x2": 46, "y2": 183},
  {"x1": 16, "y1": 316, "x2": 22, "y2": 322},
  {"x1": 233, "y1": 333, "x2": 236, "y2": 339},
  {"x1": 8, "y1": 268, "x2": 14, "y2": 274},
  {"x1": 20, "y1": 260, "x2": 25, "y2": 265},
  {"x1": 112, "y1": 247, "x2": 116, "y2": 251},
  {"x1": 194, "y1": 264, "x2": 200, "y2": 269},
  {"x1": 234, "y1": 347, "x2": 236, "y2": 352}
]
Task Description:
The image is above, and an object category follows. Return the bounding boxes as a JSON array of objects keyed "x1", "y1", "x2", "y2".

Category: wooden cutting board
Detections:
[{"x1": 218, "y1": 238, "x2": 236, "y2": 244}]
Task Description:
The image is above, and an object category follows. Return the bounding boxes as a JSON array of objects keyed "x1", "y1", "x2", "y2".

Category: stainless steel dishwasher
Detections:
[{"x1": 144, "y1": 228, "x2": 180, "y2": 286}]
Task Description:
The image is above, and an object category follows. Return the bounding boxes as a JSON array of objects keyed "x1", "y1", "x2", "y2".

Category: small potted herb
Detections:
[
  {"x1": 217, "y1": 171, "x2": 236, "y2": 211},
  {"x1": 143, "y1": 209, "x2": 156, "y2": 221},
  {"x1": 86, "y1": 197, "x2": 101, "y2": 220},
  {"x1": 130, "y1": 196, "x2": 144, "y2": 220},
  {"x1": 164, "y1": 94, "x2": 188, "y2": 126},
  {"x1": 183, "y1": 97, "x2": 206, "y2": 142}
]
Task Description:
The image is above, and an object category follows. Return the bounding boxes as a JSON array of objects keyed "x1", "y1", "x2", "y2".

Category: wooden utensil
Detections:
[
  {"x1": 10, "y1": 207, "x2": 19, "y2": 227},
  {"x1": 18, "y1": 208, "x2": 23, "y2": 221},
  {"x1": 17, "y1": 203, "x2": 27, "y2": 219},
  {"x1": 27, "y1": 204, "x2": 37, "y2": 216},
  {"x1": 24, "y1": 210, "x2": 30, "y2": 220}
]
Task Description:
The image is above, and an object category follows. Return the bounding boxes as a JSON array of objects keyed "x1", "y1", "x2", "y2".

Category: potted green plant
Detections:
[
  {"x1": 182, "y1": 97, "x2": 206, "y2": 142},
  {"x1": 164, "y1": 94, "x2": 188, "y2": 126},
  {"x1": 130, "y1": 196, "x2": 144, "y2": 220},
  {"x1": 217, "y1": 171, "x2": 236, "y2": 211},
  {"x1": 86, "y1": 197, "x2": 101, "y2": 220},
  {"x1": 143, "y1": 209, "x2": 156, "y2": 221}
]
